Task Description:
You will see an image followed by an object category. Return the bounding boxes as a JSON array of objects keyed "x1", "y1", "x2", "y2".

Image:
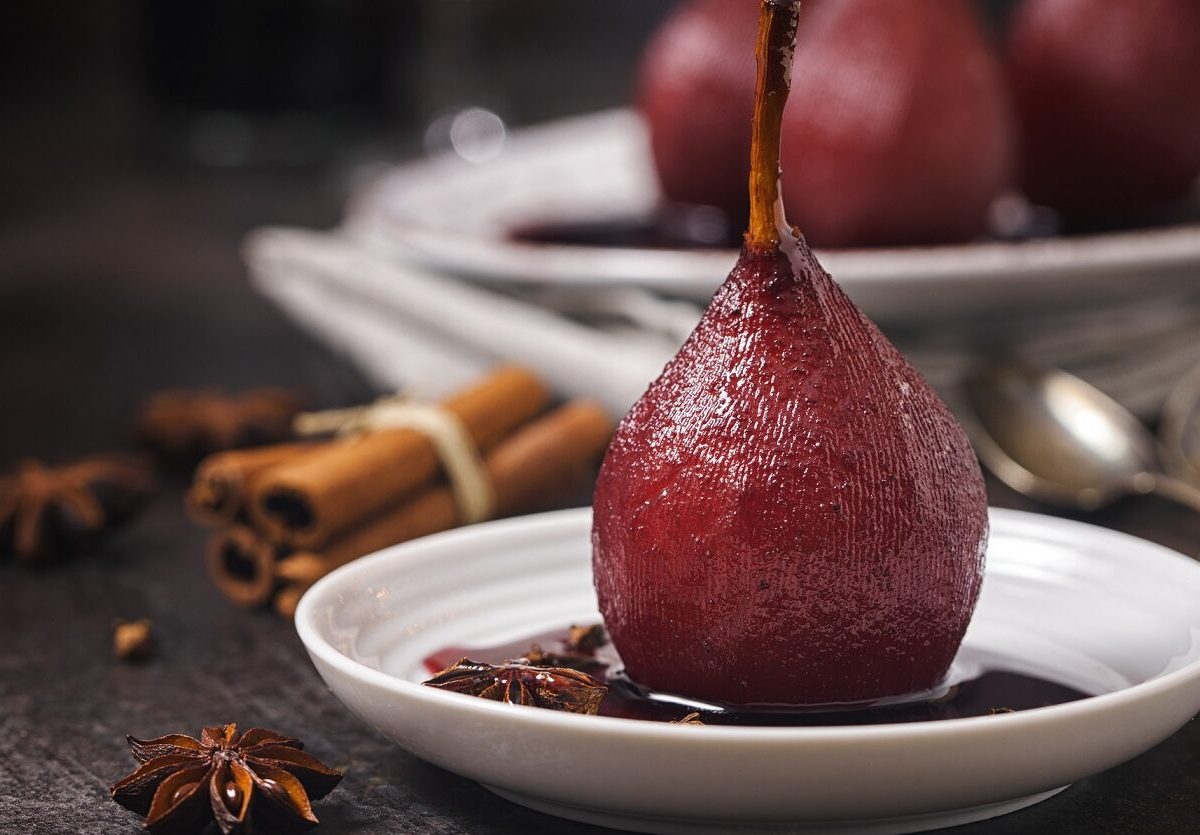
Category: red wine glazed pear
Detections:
[
  {"x1": 639, "y1": 0, "x2": 1013, "y2": 248},
  {"x1": 1006, "y1": 0, "x2": 1200, "y2": 218},
  {"x1": 593, "y1": 0, "x2": 988, "y2": 707},
  {"x1": 638, "y1": 0, "x2": 757, "y2": 219}
]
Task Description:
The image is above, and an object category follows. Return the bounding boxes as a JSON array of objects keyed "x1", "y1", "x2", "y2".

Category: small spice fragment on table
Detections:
[
  {"x1": 113, "y1": 619, "x2": 154, "y2": 661},
  {"x1": 136, "y1": 388, "x2": 304, "y2": 465},
  {"x1": 0, "y1": 455, "x2": 156, "y2": 562},
  {"x1": 672, "y1": 711, "x2": 705, "y2": 725},
  {"x1": 423, "y1": 657, "x2": 608, "y2": 715},
  {"x1": 990, "y1": 707, "x2": 1016, "y2": 715},
  {"x1": 110, "y1": 723, "x2": 342, "y2": 835}
]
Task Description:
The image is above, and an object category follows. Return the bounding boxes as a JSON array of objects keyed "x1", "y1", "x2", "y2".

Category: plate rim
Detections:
[
  {"x1": 346, "y1": 107, "x2": 1200, "y2": 296},
  {"x1": 295, "y1": 506, "x2": 1200, "y2": 742}
]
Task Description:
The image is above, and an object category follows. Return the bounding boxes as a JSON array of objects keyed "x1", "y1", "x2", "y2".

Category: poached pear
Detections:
[
  {"x1": 594, "y1": 0, "x2": 989, "y2": 708},
  {"x1": 638, "y1": 0, "x2": 1014, "y2": 248},
  {"x1": 1007, "y1": 0, "x2": 1200, "y2": 220},
  {"x1": 638, "y1": 0, "x2": 757, "y2": 221},
  {"x1": 778, "y1": 0, "x2": 1013, "y2": 247}
]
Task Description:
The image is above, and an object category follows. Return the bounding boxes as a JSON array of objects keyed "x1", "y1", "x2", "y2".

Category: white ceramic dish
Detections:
[
  {"x1": 296, "y1": 508, "x2": 1200, "y2": 834},
  {"x1": 346, "y1": 109, "x2": 1200, "y2": 320}
]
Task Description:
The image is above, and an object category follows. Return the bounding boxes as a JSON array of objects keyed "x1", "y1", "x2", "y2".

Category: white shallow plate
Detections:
[
  {"x1": 296, "y1": 508, "x2": 1200, "y2": 834},
  {"x1": 346, "y1": 109, "x2": 1200, "y2": 320}
]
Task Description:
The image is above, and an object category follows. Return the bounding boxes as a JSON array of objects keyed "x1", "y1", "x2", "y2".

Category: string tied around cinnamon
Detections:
[{"x1": 295, "y1": 395, "x2": 495, "y2": 524}]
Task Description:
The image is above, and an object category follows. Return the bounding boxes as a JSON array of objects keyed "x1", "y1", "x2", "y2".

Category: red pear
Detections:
[
  {"x1": 779, "y1": 0, "x2": 1013, "y2": 247},
  {"x1": 638, "y1": 0, "x2": 1014, "y2": 248},
  {"x1": 595, "y1": 0, "x2": 988, "y2": 708},
  {"x1": 1006, "y1": 0, "x2": 1200, "y2": 218},
  {"x1": 638, "y1": 0, "x2": 757, "y2": 218}
]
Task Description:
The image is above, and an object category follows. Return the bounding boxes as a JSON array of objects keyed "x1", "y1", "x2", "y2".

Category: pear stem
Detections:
[{"x1": 745, "y1": 0, "x2": 800, "y2": 252}]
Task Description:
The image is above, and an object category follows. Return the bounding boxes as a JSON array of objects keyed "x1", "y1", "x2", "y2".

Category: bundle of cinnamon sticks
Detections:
[{"x1": 189, "y1": 366, "x2": 613, "y2": 617}]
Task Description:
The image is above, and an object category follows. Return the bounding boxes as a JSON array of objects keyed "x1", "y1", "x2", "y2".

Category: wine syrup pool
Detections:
[{"x1": 422, "y1": 626, "x2": 1092, "y2": 727}]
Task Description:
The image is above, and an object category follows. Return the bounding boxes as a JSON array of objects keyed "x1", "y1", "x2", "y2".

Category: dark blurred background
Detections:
[
  {"x1": 0, "y1": 2, "x2": 686, "y2": 205},
  {"x1": 0, "y1": 0, "x2": 1015, "y2": 464},
  {"x1": 0, "y1": 2, "x2": 661, "y2": 465}
]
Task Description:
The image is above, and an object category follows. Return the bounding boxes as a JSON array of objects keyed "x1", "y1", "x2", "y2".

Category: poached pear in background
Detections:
[{"x1": 639, "y1": 0, "x2": 1014, "y2": 248}]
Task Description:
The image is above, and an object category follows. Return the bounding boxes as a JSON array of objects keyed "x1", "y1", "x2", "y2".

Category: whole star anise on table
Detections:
[
  {"x1": 110, "y1": 724, "x2": 342, "y2": 835},
  {"x1": 0, "y1": 455, "x2": 155, "y2": 562},
  {"x1": 423, "y1": 657, "x2": 608, "y2": 715},
  {"x1": 136, "y1": 388, "x2": 304, "y2": 465}
]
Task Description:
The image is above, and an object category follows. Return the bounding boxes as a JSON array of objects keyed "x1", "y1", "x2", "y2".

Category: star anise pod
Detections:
[
  {"x1": 136, "y1": 388, "x2": 304, "y2": 465},
  {"x1": 0, "y1": 455, "x2": 155, "y2": 562},
  {"x1": 565, "y1": 623, "x2": 608, "y2": 654},
  {"x1": 110, "y1": 724, "x2": 342, "y2": 835},
  {"x1": 519, "y1": 623, "x2": 611, "y2": 669},
  {"x1": 520, "y1": 643, "x2": 605, "y2": 672},
  {"x1": 423, "y1": 657, "x2": 608, "y2": 715}
]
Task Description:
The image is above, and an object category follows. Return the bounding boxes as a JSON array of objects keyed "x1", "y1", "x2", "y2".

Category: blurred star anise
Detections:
[
  {"x1": 423, "y1": 657, "x2": 608, "y2": 715},
  {"x1": 110, "y1": 724, "x2": 342, "y2": 835},
  {"x1": 136, "y1": 388, "x2": 304, "y2": 465},
  {"x1": 0, "y1": 455, "x2": 155, "y2": 562}
]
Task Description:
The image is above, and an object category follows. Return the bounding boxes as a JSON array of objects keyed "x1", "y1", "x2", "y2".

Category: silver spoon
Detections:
[
  {"x1": 962, "y1": 362, "x2": 1200, "y2": 513},
  {"x1": 1160, "y1": 362, "x2": 1200, "y2": 487}
]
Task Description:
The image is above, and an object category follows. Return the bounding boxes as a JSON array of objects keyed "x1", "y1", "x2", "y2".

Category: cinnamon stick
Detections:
[
  {"x1": 187, "y1": 443, "x2": 316, "y2": 526},
  {"x1": 270, "y1": 400, "x2": 613, "y2": 596},
  {"x1": 205, "y1": 525, "x2": 286, "y2": 608},
  {"x1": 273, "y1": 584, "x2": 306, "y2": 619},
  {"x1": 274, "y1": 553, "x2": 328, "y2": 588},
  {"x1": 250, "y1": 366, "x2": 550, "y2": 548}
]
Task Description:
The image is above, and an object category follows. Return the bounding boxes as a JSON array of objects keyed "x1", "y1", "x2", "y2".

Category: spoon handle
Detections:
[{"x1": 1150, "y1": 475, "x2": 1200, "y2": 514}]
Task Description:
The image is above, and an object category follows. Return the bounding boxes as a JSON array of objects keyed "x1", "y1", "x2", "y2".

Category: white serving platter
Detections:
[{"x1": 346, "y1": 109, "x2": 1200, "y2": 321}]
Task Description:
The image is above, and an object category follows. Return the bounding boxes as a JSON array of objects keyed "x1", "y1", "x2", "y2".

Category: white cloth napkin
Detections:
[
  {"x1": 246, "y1": 226, "x2": 1200, "y2": 421},
  {"x1": 245, "y1": 227, "x2": 674, "y2": 415}
]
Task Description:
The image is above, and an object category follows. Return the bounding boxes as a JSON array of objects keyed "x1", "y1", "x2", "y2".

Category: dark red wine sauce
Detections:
[
  {"x1": 422, "y1": 627, "x2": 1092, "y2": 726},
  {"x1": 510, "y1": 202, "x2": 1200, "y2": 251}
]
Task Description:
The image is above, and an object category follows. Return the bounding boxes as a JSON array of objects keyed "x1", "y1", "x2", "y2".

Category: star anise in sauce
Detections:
[
  {"x1": 520, "y1": 643, "x2": 600, "y2": 671},
  {"x1": 111, "y1": 724, "x2": 342, "y2": 835},
  {"x1": 519, "y1": 623, "x2": 611, "y2": 670},
  {"x1": 136, "y1": 388, "x2": 304, "y2": 465},
  {"x1": 423, "y1": 657, "x2": 608, "y2": 715},
  {"x1": 0, "y1": 455, "x2": 155, "y2": 562},
  {"x1": 566, "y1": 623, "x2": 608, "y2": 653}
]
